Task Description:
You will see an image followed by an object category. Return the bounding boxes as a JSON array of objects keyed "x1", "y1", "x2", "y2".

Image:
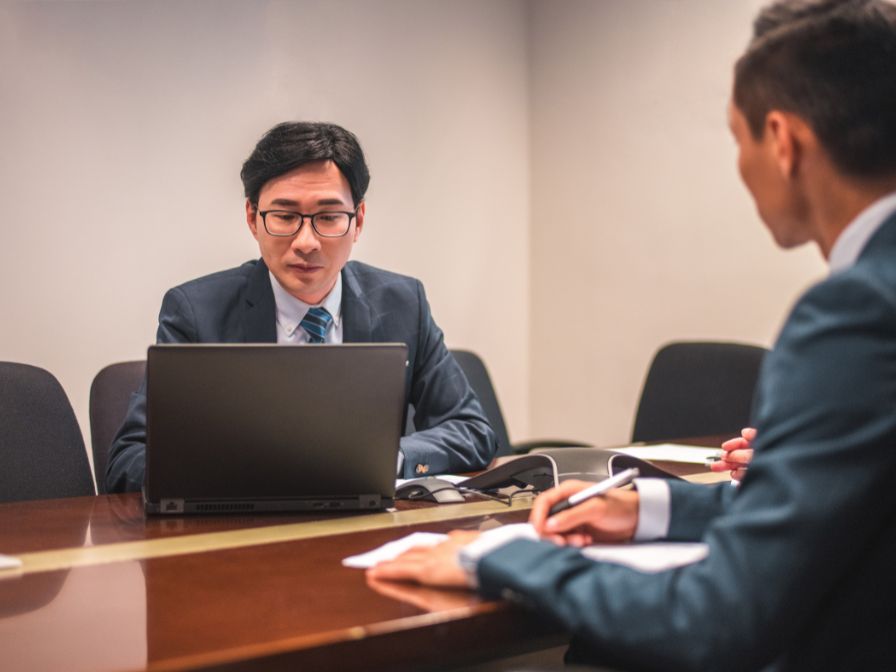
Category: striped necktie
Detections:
[{"x1": 299, "y1": 307, "x2": 332, "y2": 344}]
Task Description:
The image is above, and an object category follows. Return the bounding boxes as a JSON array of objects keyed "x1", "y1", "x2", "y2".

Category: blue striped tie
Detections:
[{"x1": 299, "y1": 307, "x2": 332, "y2": 344}]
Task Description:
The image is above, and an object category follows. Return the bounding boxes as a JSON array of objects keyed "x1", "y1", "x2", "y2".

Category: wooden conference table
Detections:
[{"x1": 0, "y1": 447, "x2": 725, "y2": 672}]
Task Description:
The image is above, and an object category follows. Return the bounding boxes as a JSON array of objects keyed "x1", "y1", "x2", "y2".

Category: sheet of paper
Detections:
[
  {"x1": 581, "y1": 542, "x2": 708, "y2": 572},
  {"x1": 613, "y1": 443, "x2": 720, "y2": 464},
  {"x1": 342, "y1": 532, "x2": 447, "y2": 568},
  {"x1": 343, "y1": 529, "x2": 708, "y2": 573},
  {"x1": 0, "y1": 554, "x2": 23, "y2": 579}
]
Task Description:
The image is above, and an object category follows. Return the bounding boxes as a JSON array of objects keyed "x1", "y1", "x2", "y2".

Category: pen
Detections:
[{"x1": 548, "y1": 467, "x2": 640, "y2": 517}]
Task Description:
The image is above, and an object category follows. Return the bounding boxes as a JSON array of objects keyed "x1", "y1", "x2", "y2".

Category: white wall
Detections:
[
  {"x1": 0, "y1": 0, "x2": 531, "y2": 469},
  {"x1": 526, "y1": 0, "x2": 827, "y2": 445},
  {"x1": 1, "y1": 0, "x2": 831, "y2": 475}
]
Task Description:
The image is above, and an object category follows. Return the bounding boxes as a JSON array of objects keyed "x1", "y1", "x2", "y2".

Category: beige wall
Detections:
[
  {"x1": 1, "y1": 0, "x2": 829, "y2": 474},
  {"x1": 0, "y1": 0, "x2": 531, "y2": 467},
  {"x1": 527, "y1": 0, "x2": 827, "y2": 446}
]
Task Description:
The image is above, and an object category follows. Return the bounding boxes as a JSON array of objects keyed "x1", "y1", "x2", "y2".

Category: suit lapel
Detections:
[
  {"x1": 341, "y1": 263, "x2": 374, "y2": 342},
  {"x1": 242, "y1": 260, "x2": 278, "y2": 343}
]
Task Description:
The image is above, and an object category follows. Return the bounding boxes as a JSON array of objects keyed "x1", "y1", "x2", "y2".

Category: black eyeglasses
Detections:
[{"x1": 257, "y1": 208, "x2": 358, "y2": 238}]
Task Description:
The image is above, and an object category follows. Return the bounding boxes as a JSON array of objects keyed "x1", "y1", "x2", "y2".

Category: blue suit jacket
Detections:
[
  {"x1": 105, "y1": 259, "x2": 496, "y2": 492},
  {"x1": 478, "y1": 215, "x2": 896, "y2": 671}
]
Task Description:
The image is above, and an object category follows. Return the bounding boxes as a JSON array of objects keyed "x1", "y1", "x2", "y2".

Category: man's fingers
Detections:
[
  {"x1": 721, "y1": 437, "x2": 748, "y2": 452},
  {"x1": 723, "y1": 448, "x2": 753, "y2": 465},
  {"x1": 544, "y1": 497, "x2": 604, "y2": 534},
  {"x1": 530, "y1": 480, "x2": 600, "y2": 531}
]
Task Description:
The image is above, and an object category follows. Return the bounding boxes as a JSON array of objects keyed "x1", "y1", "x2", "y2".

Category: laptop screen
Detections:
[{"x1": 144, "y1": 343, "x2": 408, "y2": 514}]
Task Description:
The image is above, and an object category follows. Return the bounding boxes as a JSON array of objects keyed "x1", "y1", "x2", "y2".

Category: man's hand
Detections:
[
  {"x1": 365, "y1": 530, "x2": 479, "y2": 588},
  {"x1": 711, "y1": 427, "x2": 756, "y2": 481},
  {"x1": 529, "y1": 480, "x2": 640, "y2": 546}
]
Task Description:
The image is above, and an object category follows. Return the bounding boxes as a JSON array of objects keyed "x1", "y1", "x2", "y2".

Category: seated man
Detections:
[
  {"x1": 369, "y1": 1, "x2": 896, "y2": 669},
  {"x1": 106, "y1": 121, "x2": 496, "y2": 493}
]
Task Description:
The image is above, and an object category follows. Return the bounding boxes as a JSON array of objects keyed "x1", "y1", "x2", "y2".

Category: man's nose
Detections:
[{"x1": 291, "y1": 218, "x2": 321, "y2": 254}]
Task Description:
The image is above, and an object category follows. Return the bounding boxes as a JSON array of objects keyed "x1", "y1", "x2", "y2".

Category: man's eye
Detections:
[
  {"x1": 272, "y1": 212, "x2": 297, "y2": 222},
  {"x1": 317, "y1": 214, "x2": 340, "y2": 222}
]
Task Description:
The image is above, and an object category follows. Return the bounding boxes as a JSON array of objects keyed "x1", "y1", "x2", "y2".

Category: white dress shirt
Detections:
[{"x1": 269, "y1": 272, "x2": 343, "y2": 344}]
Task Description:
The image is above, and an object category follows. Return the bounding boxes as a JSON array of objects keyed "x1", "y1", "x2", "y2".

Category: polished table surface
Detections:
[
  {"x1": 0, "y1": 493, "x2": 566, "y2": 672},
  {"x1": 0, "y1": 443, "x2": 726, "y2": 672}
]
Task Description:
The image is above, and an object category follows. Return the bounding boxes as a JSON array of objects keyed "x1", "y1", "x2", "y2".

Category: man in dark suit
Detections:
[
  {"x1": 106, "y1": 122, "x2": 496, "y2": 493},
  {"x1": 368, "y1": 1, "x2": 896, "y2": 669}
]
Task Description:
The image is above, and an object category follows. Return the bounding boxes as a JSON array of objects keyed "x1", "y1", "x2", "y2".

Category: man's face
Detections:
[
  {"x1": 246, "y1": 160, "x2": 365, "y2": 304},
  {"x1": 728, "y1": 100, "x2": 811, "y2": 249}
]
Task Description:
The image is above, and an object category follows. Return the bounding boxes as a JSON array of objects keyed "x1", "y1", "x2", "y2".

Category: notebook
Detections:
[{"x1": 143, "y1": 343, "x2": 408, "y2": 514}]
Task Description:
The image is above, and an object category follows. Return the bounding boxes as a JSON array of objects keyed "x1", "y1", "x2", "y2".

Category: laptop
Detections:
[{"x1": 144, "y1": 343, "x2": 408, "y2": 514}]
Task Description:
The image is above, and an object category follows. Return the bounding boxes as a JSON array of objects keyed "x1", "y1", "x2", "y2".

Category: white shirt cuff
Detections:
[
  {"x1": 633, "y1": 478, "x2": 671, "y2": 541},
  {"x1": 457, "y1": 523, "x2": 538, "y2": 587}
]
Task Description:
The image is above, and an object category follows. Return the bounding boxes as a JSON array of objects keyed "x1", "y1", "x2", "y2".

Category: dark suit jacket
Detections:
[
  {"x1": 478, "y1": 214, "x2": 896, "y2": 671},
  {"x1": 105, "y1": 259, "x2": 496, "y2": 493}
]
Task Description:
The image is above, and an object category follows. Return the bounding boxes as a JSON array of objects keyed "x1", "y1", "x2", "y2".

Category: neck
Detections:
[{"x1": 807, "y1": 173, "x2": 896, "y2": 258}]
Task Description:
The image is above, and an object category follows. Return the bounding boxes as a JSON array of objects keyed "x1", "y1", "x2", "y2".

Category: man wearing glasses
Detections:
[{"x1": 105, "y1": 121, "x2": 496, "y2": 493}]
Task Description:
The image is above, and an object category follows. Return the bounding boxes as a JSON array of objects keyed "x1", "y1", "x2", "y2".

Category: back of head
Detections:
[
  {"x1": 734, "y1": 0, "x2": 896, "y2": 179},
  {"x1": 240, "y1": 121, "x2": 371, "y2": 206}
]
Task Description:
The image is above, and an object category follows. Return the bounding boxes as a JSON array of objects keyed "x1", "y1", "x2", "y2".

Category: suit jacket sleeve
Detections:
[
  {"x1": 399, "y1": 279, "x2": 496, "y2": 476},
  {"x1": 105, "y1": 287, "x2": 197, "y2": 493},
  {"x1": 477, "y1": 270, "x2": 896, "y2": 672}
]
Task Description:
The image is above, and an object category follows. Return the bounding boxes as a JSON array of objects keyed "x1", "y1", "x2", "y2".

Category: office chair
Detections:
[
  {"x1": 631, "y1": 341, "x2": 768, "y2": 443},
  {"x1": 89, "y1": 360, "x2": 145, "y2": 494},
  {"x1": 450, "y1": 349, "x2": 590, "y2": 457},
  {"x1": 0, "y1": 361, "x2": 95, "y2": 502}
]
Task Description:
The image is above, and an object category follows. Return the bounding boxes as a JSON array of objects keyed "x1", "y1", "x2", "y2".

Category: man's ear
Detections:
[
  {"x1": 766, "y1": 111, "x2": 811, "y2": 179},
  {"x1": 246, "y1": 199, "x2": 259, "y2": 239},
  {"x1": 353, "y1": 201, "x2": 366, "y2": 242}
]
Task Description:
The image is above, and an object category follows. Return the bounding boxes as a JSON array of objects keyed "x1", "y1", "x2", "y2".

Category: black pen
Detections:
[{"x1": 548, "y1": 468, "x2": 640, "y2": 517}]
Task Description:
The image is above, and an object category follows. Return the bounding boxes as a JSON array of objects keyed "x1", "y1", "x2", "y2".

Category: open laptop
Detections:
[{"x1": 144, "y1": 343, "x2": 408, "y2": 514}]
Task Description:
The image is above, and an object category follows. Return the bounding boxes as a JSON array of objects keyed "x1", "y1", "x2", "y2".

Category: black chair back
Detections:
[
  {"x1": 89, "y1": 360, "x2": 145, "y2": 493},
  {"x1": 450, "y1": 349, "x2": 514, "y2": 457},
  {"x1": 0, "y1": 362, "x2": 94, "y2": 502},
  {"x1": 632, "y1": 341, "x2": 768, "y2": 443}
]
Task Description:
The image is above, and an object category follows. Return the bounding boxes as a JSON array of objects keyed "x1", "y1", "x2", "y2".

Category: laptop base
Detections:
[{"x1": 144, "y1": 493, "x2": 392, "y2": 515}]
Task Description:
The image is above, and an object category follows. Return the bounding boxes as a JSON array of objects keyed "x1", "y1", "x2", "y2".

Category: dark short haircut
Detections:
[
  {"x1": 734, "y1": 0, "x2": 896, "y2": 178},
  {"x1": 240, "y1": 121, "x2": 371, "y2": 206}
]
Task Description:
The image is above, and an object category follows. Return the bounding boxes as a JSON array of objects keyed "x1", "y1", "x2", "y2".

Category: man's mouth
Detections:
[{"x1": 288, "y1": 262, "x2": 323, "y2": 273}]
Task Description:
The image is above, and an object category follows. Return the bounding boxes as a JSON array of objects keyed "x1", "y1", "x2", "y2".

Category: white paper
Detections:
[
  {"x1": 0, "y1": 554, "x2": 23, "y2": 578},
  {"x1": 342, "y1": 532, "x2": 447, "y2": 568},
  {"x1": 395, "y1": 474, "x2": 468, "y2": 489},
  {"x1": 581, "y1": 542, "x2": 708, "y2": 572},
  {"x1": 613, "y1": 443, "x2": 721, "y2": 464},
  {"x1": 343, "y1": 529, "x2": 708, "y2": 574}
]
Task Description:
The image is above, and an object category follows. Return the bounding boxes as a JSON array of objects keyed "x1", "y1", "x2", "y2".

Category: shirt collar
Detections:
[
  {"x1": 269, "y1": 271, "x2": 343, "y2": 337},
  {"x1": 828, "y1": 191, "x2": 896, "y2": 274}
]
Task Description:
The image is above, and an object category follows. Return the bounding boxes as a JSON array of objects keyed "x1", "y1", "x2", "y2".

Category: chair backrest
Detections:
[
  {"x1": 450, "y1": 349, "x2": 514, "y2": 457},
  {"x1": 0, "y1": 362, "x2": 94, "y2": 502},
  {"x1": 89, "y1": 360, "x2": 145, "y2": 494},
  {"x1": 631, "y1": 341, "x2": 768, "y2": 443}
]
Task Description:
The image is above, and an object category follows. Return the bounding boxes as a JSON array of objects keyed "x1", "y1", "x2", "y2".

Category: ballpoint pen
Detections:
[{"x1": 547, "y1": 467, "x2": 640, "y2": 517}]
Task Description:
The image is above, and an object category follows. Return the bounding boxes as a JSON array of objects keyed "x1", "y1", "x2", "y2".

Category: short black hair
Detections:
[
  {"x1": 734, "y1": 0, "x2": 896, "y2": 178},
  {"x1": 240, "y1": 121, "x2": 371, "y2": 206}
]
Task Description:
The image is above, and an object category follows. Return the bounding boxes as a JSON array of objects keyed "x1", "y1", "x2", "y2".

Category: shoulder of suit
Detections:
[
  {"x1": 343, "y1": 260, "x2": 422, "y2": 289},
  {"x1": 168, "y1": 260, "x2": 260, "y2": 296}
]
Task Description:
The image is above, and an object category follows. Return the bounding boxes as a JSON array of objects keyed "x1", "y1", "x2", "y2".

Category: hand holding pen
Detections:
[
  {"x1": 707, "y1": 427, "x2": 756, "y2": 481},
  {"x1": 529, "y1": 469, "x2": 641, "y2": 547}
]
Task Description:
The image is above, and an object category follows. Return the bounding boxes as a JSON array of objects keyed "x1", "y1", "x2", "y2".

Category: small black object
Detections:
[{"x1": 457, "y1": 454, "x2": 558, "y2": 493}]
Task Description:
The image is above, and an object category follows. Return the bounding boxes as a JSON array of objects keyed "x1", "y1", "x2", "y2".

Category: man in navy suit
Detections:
[
  {"x1": 106, "y1": 122, "x2": 496, "y2": 493},
  {"x1": 369, "y1": 1, "x2": 896, "y2": 669}
]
